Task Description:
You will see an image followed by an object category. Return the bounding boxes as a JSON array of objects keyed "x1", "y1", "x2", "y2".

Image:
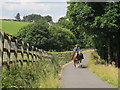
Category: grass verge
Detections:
[{"x1": 88, "y1": 52, "x2": 118, "y2": 87}]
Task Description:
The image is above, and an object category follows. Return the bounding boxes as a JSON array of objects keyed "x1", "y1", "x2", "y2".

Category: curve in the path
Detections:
[{"x1": 61, "y1": 52, "x2": 117, "y2": 88}]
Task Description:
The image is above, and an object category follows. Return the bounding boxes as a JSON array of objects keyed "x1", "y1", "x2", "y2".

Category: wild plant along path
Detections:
[{"x1": 61, "y1": 52, "x2": 117, "y2": 88}]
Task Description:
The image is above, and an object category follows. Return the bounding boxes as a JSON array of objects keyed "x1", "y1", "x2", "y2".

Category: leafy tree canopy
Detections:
[
  {"x1": 16, "y1": 20, "x2": 50, "y2": 50},
  {"x1": 44, "y1": 15, "x2": 52, "y2": 22},
  {"x1": 15, "y1": 13, "x2": 20, "y2": 20},
  {"x1": 48, "y1": 24, "x2": 76, "y2": 51},
  {"x1": 23, "y1": 14, "x2": 53, "y2": 22}
]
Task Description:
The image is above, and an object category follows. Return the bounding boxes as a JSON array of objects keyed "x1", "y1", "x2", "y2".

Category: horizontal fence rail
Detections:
[{"x1": 0, "y1": 31, "x2": 52, "y2": 69}]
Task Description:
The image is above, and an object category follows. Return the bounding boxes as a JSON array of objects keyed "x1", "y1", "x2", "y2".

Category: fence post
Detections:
[
  {"x1": 31, "y1": 46, "x2": 34, "y2": 64},
  {"x1": 35, "y1": 48, "x2": 38, "y2": 63},
  {"x1": 21, "y1": 41, "x2": 24, "y2": 66},
  {"x1": 44, "y1": 51, "x2": 47, "y2": 60},
  {"x1": 14, "y1": 39, "x2": 18, "y2": 67},
  {"x1": 38, "y1": 49, "x2": 40, "y2": 59},
  {"x1": 46, "y1": 51, "x2": 48, "y2": 60},
  {"x1": 0, "y1": 32, "x2": 4, "y2": 68},
  {"x1": 43, "y1": 50, "x2": 45, "y2": 60},
  {"x1": 41, "y1": 49, "x2": 44, "y2": 60},
  {"x1": 27, "y1": 43, "x2": 29, "y2": 65},
  {"x1": 7, "y1": 36, "x2": 11, "y2": 69},
  {"x1": 38, "y1": 49, "x2": 41, "y2": 64},
  {"x1": 49, "y1": 52, "x2": 52, "y2": 60},
  {"x1": 40, "y1": 49, "x2": 42, "y2": 60}
]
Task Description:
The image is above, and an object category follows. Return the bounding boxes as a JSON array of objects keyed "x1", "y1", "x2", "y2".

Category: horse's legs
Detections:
[
  {"x1": 74, "y1": 60, "x2": 76, "y2": 67},
  {"x1": 79, "y1": 59, "x2": 82, "y2": 67},
  {"x1": 76, "y1": 59, "x2": 79, "y2": 68}
]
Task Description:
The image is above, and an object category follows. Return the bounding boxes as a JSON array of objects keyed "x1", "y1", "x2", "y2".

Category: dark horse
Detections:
[{"x1": 73, "y1": 51, "x2": 83, "y2": 68}]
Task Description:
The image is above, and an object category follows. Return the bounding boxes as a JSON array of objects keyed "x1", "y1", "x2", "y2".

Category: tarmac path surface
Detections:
[{"x1": 61, "y1": 52, "x2": 117, "y2": 88}]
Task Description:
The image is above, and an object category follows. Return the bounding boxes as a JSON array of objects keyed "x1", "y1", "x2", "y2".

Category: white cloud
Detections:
[
  {"x1": 20, "y1": 16, "x2": 23, "y2": 19},
  {"x1": 1, "y1": 2, "x2": 68, "y2": 22},
  {"x1": 0, "y1": 0, "x2": 69, "y2": 2},
  {"x1": 0, "y1": 3, "x2": 2, "y2": 18},
  {"x1": 2, "y1": 2, "x2": 51, "y2": 12},
  {"x1": 1, "y1": 16, "x2": 11, "y2": 19},
  {"x1": 55, "y1": 14, "x2": 66, "y2": 22},
  {"x1": 41, "y1": 13, "x2": 53, "y2": 17}
]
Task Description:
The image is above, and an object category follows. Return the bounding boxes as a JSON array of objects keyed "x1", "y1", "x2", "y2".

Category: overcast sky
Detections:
[{"x1": 0, "y1": 0, "x2": 69, "y2": 22}]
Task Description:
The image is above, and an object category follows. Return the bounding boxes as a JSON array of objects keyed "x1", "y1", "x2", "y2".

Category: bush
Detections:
[
  {"x1": 16, "y1": 20, "x2": 50, "y2": 50},
  {"x1": 48, "y1": 24, "x2": 76, "y2": 51}
]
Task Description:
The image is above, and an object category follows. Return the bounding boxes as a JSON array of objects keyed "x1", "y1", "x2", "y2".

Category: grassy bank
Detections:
[
  {"x1": 88, "y1": 52, "x2": 118, "y2": 87},
  {"x1": 0, "y1": 20, "x2": 31, "y2": 35},
  {"x1": 2, "y1": 49, "x2": 94, "y2": 88},
  {"x1": 2, "y1": 51, "x2": 72, "y2": 88},
  {"x1": 2, "y1": 57, "x2": 60, "y2": 88}
]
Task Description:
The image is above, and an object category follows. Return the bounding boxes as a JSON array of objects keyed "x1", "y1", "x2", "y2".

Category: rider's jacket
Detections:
[
  {"x1": 73, "y1": 47, "x2": 81, "y2": 54},
  {"x1": 78, "y1": 49, "x2": 81, "y2": 54},
  {"x1": 73, "y1": 47, "x2": 77, "y2": 52}
]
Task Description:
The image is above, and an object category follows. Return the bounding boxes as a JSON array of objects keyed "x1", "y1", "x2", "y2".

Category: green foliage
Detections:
[
  {"x1": 58, "y1": 17, "x2": 67, "y2": 22},
  {"x1": 57, "y1": 16, "x2": 94, "y2": 48},
  {"x1": 15, "y1": 13, "x2": 20, "y2": 20},
  {"x1": 66, "y1": 2, "x2": 94, "y2": 48},
  {"x1": 2, "y1": 63, "x2": 40, "y2": 88},
  {"x1": 67, "y1": 2, "x2": 94, "y2": 31},
  {"x1": 67, "y1": 2, "x2": 120, "y2": 66},
  {"x1": 57, "y1": 18, "x2": 74, "y2": 30},
  {"x1": 48, "y1": 24, "x2": 76, "y2": 51},
  {"x1": 16, "y1": 21, "x2": 76, "y2": 51},
  {"x1": 23, "y1": 14, "x2": 53, "y2": 22},
  {"x1": 16, "y1": 20, "x2": 50, "y2": 50},
  {"x1": 23, "y1": 14, "x2": 43, "y2": 22},
  {"x1": 44, "y1": 15, "x2": 52, "y2": 22}
]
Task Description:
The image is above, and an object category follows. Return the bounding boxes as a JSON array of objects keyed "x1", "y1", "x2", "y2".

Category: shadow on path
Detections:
[{"x1": 78, "y1": 65, "x2": 88, "y2": 68}]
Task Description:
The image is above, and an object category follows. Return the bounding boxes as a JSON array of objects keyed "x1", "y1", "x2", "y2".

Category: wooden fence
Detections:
[{"x1": 0, "y1": 31, "x2": 52, "y2": 69}]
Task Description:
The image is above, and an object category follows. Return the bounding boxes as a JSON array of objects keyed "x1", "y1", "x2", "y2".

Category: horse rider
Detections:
[
  {"x1": 77, "y1": 45, "x2": 84, "y2": 59},
  {"x1": 71, "y1": 44, "x2": 78, "y2": 60},
  {"x1": 77, "y1": 46, "x2": 81, "y2": 55}
]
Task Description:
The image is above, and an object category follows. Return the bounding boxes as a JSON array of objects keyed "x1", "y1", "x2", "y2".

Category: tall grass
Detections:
[
  {"x1": 2, "y1": 51, "x2": 72, "y2": 89},
  {"x1": 0, "y1": 68, "x2": 2, "y2": 90},
  {"x1": 88, "y1": 52, "x2": 118, "y2": 87}
]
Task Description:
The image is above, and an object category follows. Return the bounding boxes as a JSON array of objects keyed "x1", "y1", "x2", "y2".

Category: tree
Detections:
[
  {"x1": 48, "y1": 24, "x2": 76, "y2": 51},
  {"x1": 16, "y1": 20, "x2": 50, "y2": 50},
  {"x1": 57, "y1": 18, "x2": 93, "y2": 48},
  {"x1": 44, "y1": 15, "x2": 52, "y2": 22},
  {"x1": 23, "y1": 14, "x2": 43, "y2": 22},
  {"x1": 58, "y1": 17, "x2": 67, "y2": 22},
  {"x1": 23, "y1": 14, "x2": 53, "y2": 22},
  {"x1": 15, "y1": 13, "x2": 20, "y2": 20},
  {"x1": 67, "y1": 2, "x2": 120, "y2": 66},
  {"x1": 57, "y1": 18, "x2": 73, "y2": 30}
]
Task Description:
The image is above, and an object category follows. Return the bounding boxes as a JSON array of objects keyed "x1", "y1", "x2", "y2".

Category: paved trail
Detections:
[{"x1": 61, "y1": 52, "x2": 117, "y2": 88}]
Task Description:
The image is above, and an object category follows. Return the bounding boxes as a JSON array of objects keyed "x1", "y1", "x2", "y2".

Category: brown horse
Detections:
[{"x1": 73, "y1": 51, "x2": 83, "y2": 68}]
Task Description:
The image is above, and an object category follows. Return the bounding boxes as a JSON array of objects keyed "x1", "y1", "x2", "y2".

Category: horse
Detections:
[{"x1": 73, "y1": 51, "x2": 83, "y2": 68}]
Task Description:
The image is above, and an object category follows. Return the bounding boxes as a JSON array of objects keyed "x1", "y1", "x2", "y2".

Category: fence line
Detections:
[{"x1": 0, "y1": 31, "x2": 52, "y2": 69}]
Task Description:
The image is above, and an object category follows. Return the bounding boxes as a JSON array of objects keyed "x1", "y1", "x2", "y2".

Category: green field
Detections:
[{"x1": 0, "y1": 20, "x2": 31, "y2": 35}]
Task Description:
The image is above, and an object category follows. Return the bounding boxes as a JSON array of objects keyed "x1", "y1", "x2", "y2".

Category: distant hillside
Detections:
[{"x1": 0, "y1": 20, "x2": 31, "y2": 35}]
